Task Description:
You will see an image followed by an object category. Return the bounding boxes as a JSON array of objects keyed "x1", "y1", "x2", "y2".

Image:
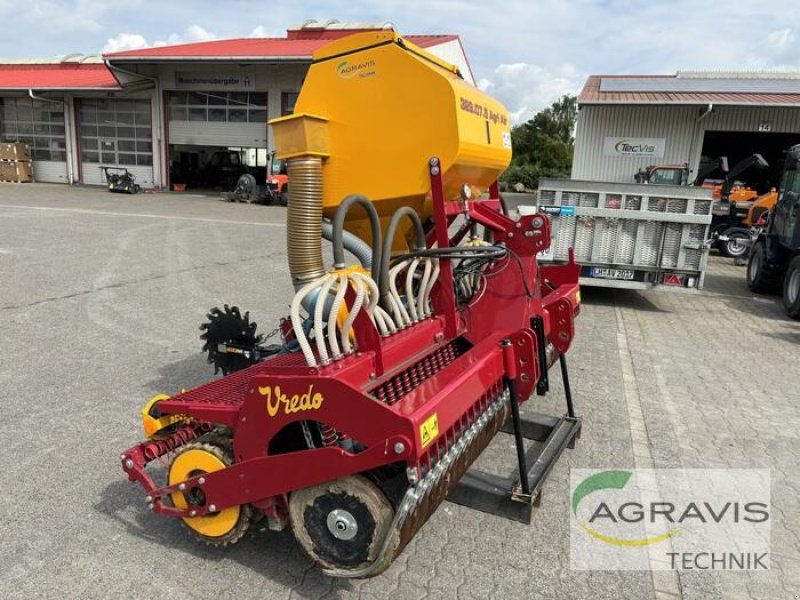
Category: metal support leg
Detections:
[
  {"x1": 447, "y1": 343, "x2": 581, "y2": 523},
  {"x1": 560, "y1": 354, "x2": 576, "y2": 419},
  {"x1": 507, "y1": 379, "x2": 531, "y2": 496},
  {"x1": 532, "y1": 317, "x2": 549, "y2": 396}
]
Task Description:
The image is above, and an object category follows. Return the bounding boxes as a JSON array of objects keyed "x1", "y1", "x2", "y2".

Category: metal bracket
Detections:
[{"x1": 447, "y1": 412, "x2": 581, "y2": 523}]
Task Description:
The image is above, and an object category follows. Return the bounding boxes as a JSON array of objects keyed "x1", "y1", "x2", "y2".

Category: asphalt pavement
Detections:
[{"x1": 0, "y1": 184, "x2": 797, "y2": 599}]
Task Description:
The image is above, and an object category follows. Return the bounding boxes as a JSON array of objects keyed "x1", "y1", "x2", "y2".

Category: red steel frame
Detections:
[{"x1": 120, "y1": 158, "x2": 581, "y2": 520}]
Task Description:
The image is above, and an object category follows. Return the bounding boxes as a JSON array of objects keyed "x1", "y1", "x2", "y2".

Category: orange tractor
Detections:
[{"x1": 636, "y1": 154, "x2": 773, "y2": 257}]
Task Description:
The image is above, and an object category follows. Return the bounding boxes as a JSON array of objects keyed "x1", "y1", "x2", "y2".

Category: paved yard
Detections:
[{"x1": 0, "y1": 184, "x2": 798, "y2": 599}]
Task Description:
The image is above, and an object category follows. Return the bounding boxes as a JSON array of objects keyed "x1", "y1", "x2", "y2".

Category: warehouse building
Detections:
[
  {"x1": 572, "y1": 72, "x2": 800, "y2": 192},
  {"x1": 0, "y1": 21, "x2": 474, "y2": 188}
]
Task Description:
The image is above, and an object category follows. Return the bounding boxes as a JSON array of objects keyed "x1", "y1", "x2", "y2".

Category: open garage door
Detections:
[
  {"x1": 0, "y1": 96, "x2": 68, "y2": 183},
  {"x1": 166, "y1": 91, "x2": 267, "y2": 190},
  {"x1": 78, "y1": 98, "x2": 154, "y2": 187},
  {"x1": 700, "y1": 131, "x2": 800, "y2": 193}
]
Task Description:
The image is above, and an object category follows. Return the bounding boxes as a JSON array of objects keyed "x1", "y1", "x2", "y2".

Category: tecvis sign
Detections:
[{"x1": 603, "y1": 137, "x2": 665, "y2": 158}]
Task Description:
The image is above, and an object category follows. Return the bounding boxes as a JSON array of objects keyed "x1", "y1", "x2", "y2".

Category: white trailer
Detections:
[{"x1": 526, "y1": 178, "x2": 714, "y2": 290}]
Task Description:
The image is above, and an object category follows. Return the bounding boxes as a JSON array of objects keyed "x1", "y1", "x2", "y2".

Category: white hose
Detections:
[
  {"x1": 405, "y1": 258, "x2": 420, "y2": 321},
  {"x1": 353, "y1": 272, "x2": 393, "y2": 336},
  {"x1": 417, "y1": 258, "x2": 432, "y2": 318},
  {"x1": 424, "y1": 259, "x2": 439, "y2": 316},
  {"x1": 313, "y1": 275, "x2": 336, "y2": 364},
  {"x1": 372, "y1": 304, "x2": 389, "y2": 336},
  {"x1": 388, "y1": 260, "x2": 411, "y2": 326},
  {"x1": 374, "y1": 305, "x2": 397, "y2": 334},
  {"x1": 353, "y1": 272, "x2": 379, "y2": 315},
  {"x1": 340, "y1": 276, "x2": 366, "y2": 355},
  {"x1": 290, "y1": 277, "x2": 326, "y2": 367},
  {"x1": 327, "y1": 274, "x2": 348, "y2": 359}
]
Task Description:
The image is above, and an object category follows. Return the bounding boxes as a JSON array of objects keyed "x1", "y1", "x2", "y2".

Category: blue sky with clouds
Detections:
[{"x1": 1, "y1": 0, "x2": 799, "y2": 122}]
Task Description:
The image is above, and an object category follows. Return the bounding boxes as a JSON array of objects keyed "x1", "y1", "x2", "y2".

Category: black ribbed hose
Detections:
[
  {"x1": 331, "y1": 195, "x2": 382, "y2": 282},
  {"x1": 380, "y1": 207, "x2": 426, "y2": 312}
]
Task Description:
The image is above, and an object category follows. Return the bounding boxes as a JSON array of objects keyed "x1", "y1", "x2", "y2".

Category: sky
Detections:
[{"x1": 2, "y1": 0, "x2": 800, "y2": 123}]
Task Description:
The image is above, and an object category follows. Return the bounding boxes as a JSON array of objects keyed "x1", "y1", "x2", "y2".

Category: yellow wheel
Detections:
[{"x1": 168, "y1": 437, "x2": 251, "y2": 546}]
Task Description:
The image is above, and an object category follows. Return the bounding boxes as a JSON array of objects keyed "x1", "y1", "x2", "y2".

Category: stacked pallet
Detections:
[{"x1": 0, "y1": 142, "x2": 33, "y2": 183}]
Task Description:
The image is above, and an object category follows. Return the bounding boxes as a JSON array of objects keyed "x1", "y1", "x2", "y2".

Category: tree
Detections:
[{"x1": 502, "y1": 94, "x2": 577, "y2": 190}]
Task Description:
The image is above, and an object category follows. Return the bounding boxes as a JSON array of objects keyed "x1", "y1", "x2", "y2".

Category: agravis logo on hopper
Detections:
[{"x1": 336, "y1": 59, "x2": 377, "y2": 79}]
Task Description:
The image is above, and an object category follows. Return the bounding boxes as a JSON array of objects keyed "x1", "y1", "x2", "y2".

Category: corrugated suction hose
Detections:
[{"x1": 287, "y1": 157, "x2": 325, "y2": 288}]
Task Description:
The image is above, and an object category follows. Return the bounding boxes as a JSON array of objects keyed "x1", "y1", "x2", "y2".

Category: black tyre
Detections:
[
  {"x1": 747, "y1": 241, "x2": 782, "y2": 293},
  {"x1": 783, "y1": 256, "x2": 800, "y2": 319},
  {"x1": 289, "y1": 475, "x2": 395, "y2": 575},
  {"x1": 279, "y1": 188, "x2": 289, "y2": 207},
  {"x1": 721, "y1": 230, "x2": 750, "y2": 258}
]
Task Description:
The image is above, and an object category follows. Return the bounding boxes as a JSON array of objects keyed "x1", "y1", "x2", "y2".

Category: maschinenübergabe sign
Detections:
[
  {"x1": 174, "y1": 72, "x2": 256, "y2": 91},
  {"x1": 603, "y1": 137, "x2": 665, "y2": 158}
]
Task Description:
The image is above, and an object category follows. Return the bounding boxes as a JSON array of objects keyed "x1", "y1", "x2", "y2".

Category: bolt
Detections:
[
  {"x1": 532, "y1": 217, "x2": 544, "y2": 228},
  {"x1": 178, "y1": 483, "x2": 186, "y2": 491},
  {"x1": 431, "y1": 166, "x2": 440, "y2": 176},
  {"x1": 198, "y1": 477, "x2": 205, "y2": 485},
  {"x1": 524, "y1": 231, "x2": 534, "y2": 237},
  {"x1": 189, "y1": 510, "x2": 197, "y2": 517},
  {"x1": 394, "y1": 442, "x2": 406, "y2": 455},
  {"x1": 144, "y1": 496, "x2": 153, "y2": 503},
  {"x1": 208, "y1": 504, "x2": 217, "y2": 513},
  {"x1": 429, "y1": 157, "x2": 440, "y2": 166},
  {"x1": 507, "y1": 232, "x2": 514, "y2": 238},
  {"x1": 120, "y1": 454, "x2": 126, "y2": 460},
  {"x1": 148, "y1": 503, "x2": 154, "y2": 511},
  {"x1": 124, "y1": 459, "x2": 134, "y2": 470}
]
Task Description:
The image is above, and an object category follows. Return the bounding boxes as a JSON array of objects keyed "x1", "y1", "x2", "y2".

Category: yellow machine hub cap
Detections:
[{"x1": 168, "y1": 447, "x2": 240, "y2": 538}]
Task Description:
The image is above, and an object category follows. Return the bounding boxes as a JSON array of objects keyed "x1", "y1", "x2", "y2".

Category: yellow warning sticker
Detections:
[
  {"x1": 575, "y1": 290, "x2": 581, "y2": 304},
  {"x1": 420, "y1": 413, "x2": 439, "y2": 449}
]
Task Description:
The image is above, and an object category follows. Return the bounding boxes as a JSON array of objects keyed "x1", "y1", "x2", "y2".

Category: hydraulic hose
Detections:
[
  {"x1": 331, "y1": 195, "x2": 382, "y2": 278},
  {"x1": 286, "y1": 157, "x2": 325, "y2": 288},
  {"x1": 380, "y1": 207, "x2": 426, "y2": 311}
]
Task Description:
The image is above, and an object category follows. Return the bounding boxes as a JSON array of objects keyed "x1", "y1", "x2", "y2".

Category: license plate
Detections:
[{"x1": 590, "y1": 267, "x2": 635, "y2": 280}]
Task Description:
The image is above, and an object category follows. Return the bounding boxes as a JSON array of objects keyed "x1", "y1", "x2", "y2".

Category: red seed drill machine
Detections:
[{"x1": 120, "y1": 31, "x2": 582, "y2": 577}]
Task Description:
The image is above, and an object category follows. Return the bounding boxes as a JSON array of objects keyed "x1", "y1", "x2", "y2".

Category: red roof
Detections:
[
  {"x1": 0, "y1": 63, "x2": 119, "y2": 90},
  {"x1": 104, "y1": 35, "x2": 458, "y2": 60},
  {"x1": 579, "y1": 74, "x2": 800, "y2": 106},
  {"x1": 0, "y1": 32, "x2": 461, "y2": 90}
]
